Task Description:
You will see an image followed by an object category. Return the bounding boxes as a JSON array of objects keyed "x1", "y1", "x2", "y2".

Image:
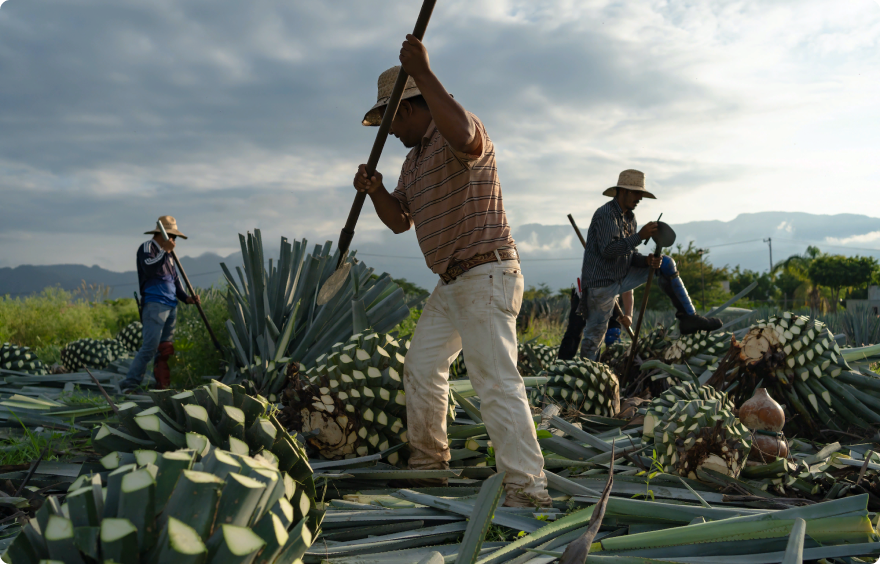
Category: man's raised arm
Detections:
[{"x1": 399, "y1": 35, "x2": 481, "y2": 156}]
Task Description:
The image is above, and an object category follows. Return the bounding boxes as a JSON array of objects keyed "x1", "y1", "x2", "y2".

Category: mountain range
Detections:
[{"x1": 3, "y1": 211, "x2": 880, "y2": 298}]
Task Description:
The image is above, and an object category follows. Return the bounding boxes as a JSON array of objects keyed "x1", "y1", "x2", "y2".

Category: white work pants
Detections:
[{"x1": 403, "y1": 259, "x2": 549, "y2": 498}]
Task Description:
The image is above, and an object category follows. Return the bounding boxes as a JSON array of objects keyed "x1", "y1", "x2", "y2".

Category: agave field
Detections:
[{"x1": 4, "y1": 232, "x2": 880, "y2": 563}]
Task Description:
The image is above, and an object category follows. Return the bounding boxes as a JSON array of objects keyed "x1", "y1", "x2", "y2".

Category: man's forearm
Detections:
[
  {"x1": 370, "y1": 187, "x2": 411, "y2": 234},
  {"x1": 411, "y1": 71, "x2": 477, "y2": 153},
  {"x1": 622, "y1": 291, "x2": 634, "y2": 317}
]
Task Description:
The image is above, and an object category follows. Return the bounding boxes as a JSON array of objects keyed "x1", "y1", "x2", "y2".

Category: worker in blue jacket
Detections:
[{"x1": 120, "y1": 216, "x2": 200, "y2": 392}]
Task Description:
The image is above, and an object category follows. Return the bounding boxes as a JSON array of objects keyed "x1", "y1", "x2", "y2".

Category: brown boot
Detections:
[
  {"x1": 502, "y1": 490, "x2": 553, "y2": 508},
  {"x1": 154, "y1": 341, "x2": 174, "y2": 389}
]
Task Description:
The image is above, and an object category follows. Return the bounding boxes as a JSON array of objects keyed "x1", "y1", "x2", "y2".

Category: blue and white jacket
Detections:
[{"x1": 137, "y1": 239, "x2": 189, "y2": 308}]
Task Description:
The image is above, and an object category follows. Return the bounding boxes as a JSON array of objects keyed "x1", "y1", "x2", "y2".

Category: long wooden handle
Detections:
[
  {"x1": 336, "y1": 0, "x2": 438, "y2": 268},
  {"x1": 157, "y1": 222, "x2": 224, "y2": 354},
  {"x1": 170, "y1": 249, "x2": 223, "y2": 353},
  {"x1": 567, "y1": 214, "x2": 635, "y2": 340},
  {"x1": 623, "y1": 244, "x2": 663, "y2": 380}
]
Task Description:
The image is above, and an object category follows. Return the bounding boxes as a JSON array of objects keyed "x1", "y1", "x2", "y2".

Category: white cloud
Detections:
[
  {"x1": 776, "y1": 221, "x2": 794, "y2": 234},
  {"x1": 826, "y1": 231, "x2": 880, "y2": 246},
  {"x1": 516, "y1": 233, "x2": 575, "y2": 254}
]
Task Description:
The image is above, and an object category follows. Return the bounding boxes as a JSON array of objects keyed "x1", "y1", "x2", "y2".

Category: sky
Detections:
[{"x1": 1, "y1": 0, "x2": 879, "y2": 275}]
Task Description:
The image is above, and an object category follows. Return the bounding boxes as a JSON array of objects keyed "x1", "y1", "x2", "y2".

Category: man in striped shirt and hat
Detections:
[
  {"x1": 577, "y1": 170, "x2": 722, "y2": 360},
  {"x1": 353, "y1": 35, "x2": 551, "y2": 507}
]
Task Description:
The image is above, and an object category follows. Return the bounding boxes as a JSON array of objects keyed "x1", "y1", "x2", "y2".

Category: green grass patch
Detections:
[
  {"x1": 0, "y1": 287, "x2": 138, "y2": 359},
  {"x1": 168, "y1": 288, "x2": 230, "y2": 389}
]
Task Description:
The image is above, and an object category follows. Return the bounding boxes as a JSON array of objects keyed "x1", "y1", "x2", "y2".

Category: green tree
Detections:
[
  {"x1": 729, "y1": 267, "x2": 775, "y2": 304},
  {"x1": 633, "y1": 242, "x2": 730, "y2": 312},
  {"x1": 390, "y1": 277, "x2": 429, "y2": 304},
  {"x1": 774, "y1": 270, "x2": 803, "y2": 310},
  {"x1": 807, "y1": 255, "x2": 877, "y2": 311},
  {"x1": 773, "y1": 246, "x2": 825, "y2": 312},
  {"x1": 523, "y1": 283, "x2": 555, "y2": 301}
]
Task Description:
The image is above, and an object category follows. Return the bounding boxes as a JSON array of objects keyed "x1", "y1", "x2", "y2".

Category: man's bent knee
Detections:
[{"x1": 660, "y1": 255, "x2": 678, "y2": 277}]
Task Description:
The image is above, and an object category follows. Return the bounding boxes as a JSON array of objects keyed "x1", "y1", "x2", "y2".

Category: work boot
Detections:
[
  {"x1": 655, "y1": 256, "x2": 722, "y2": 335},
  {"x1": 154, "y1": 341, "x2": 174, "y2": 389},
  {"x1": 502, "y1": 490, "x2": 553, "y2": 508},
  {"x1": 678, "y1": 313, "x2": 723, "y2": 335}
]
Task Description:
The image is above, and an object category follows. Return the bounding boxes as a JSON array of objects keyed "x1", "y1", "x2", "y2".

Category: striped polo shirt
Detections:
[
  {"x1": 392, "y1": 114, "x2": 515, "y2": 275},
  {"x1": 580, "y1": 199, "x2": 646, "y2": 289}
]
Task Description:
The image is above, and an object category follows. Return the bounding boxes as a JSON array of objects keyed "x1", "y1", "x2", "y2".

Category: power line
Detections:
[{"x1": 704, "y1": 238, "x2": 764, "y2": 249}]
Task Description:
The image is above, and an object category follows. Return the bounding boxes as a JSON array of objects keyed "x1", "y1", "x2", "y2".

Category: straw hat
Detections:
[
  {"x1": 144, "y1": 216, "x2": 188, "y2": 239},
  {"x1": 603, "y1": 169, "x2": 656, "y2": 199},
  {"x1": 362, "y1": 66, "x2": 423, "y2": 126}
]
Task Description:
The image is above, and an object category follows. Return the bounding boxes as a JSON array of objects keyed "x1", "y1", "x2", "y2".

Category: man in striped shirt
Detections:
[
  {"x1": 353, "y1": 34, "x2": 551, "y2": 507},
  {"x1": 578, "y1": 170, "x2": 722, "y2": 359}
]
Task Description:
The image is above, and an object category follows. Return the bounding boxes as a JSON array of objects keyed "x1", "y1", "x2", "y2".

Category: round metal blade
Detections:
[
  {"x1": 316, "y1": 262, "x2": 352, "y2": 306},
  {"x1": 652, "y1": 221, "x2": 676, "y2": 248}
]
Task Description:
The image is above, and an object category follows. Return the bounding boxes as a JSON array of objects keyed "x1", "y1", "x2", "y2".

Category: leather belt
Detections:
[{"x1": 440, "y1": 247, "x2": 519, "y2": 283}]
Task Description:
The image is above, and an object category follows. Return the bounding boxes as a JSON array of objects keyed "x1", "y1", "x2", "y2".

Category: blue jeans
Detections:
[
  {"x1": 580, "y1": 267, "x2": 650, "y2": 360},
  {"x1": 121, "y1": 302, "x2": 177, "y2": 389}
]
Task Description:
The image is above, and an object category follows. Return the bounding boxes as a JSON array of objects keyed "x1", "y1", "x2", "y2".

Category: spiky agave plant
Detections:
[
  {"x1": 282, "y1": 331, "x2": 427, "y2": 463},
  {"x1": 116, "y1": 321, "x2": 144, "y2": 353},
  {"x1": 0, "y1": 343, "x2": 47, "y2": 375},
  {"x1": 641, "y1": 381, "x2": 734, "y2": 440},
  {"x1": 529, "y1": 358, "x2": 620, "y2": 417},
  {"x1": 707, "y1": 312, "x2": 880, "y2": 435},
  {"x1": 93, "y1": 380, "x2": 316, "y2": 514},
  {"x1": 653, "y1": 398, "x2": 750, "y2": 479},
  {"x1": 517, "y1": 343, "x2": 560, "y2": 376},
  {"x1": 60, "y1": 338, "x2": 117, "y2": 372},
  {"x1": 220, "y1": 230, "x2": 410, "y2": 399},
  {"x1": 102, "y1": 338, "x2": 130, "y2": 361},
  {"x1": 662, "y1": 331, "x2": 732, "y2": 379},
  {"x1": 604, "y1": 325, "x2": 672, "y2": 367},
  {"x1": 2, "y1": 447, "x2": 314, "y2": 564}
]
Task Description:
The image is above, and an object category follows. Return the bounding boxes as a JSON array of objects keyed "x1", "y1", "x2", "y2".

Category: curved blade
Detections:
[
  {"x1": 652, "y1": 221, "x2": 676, "y2": 248},
  {"x1": 316, "y1": 262, "x2": 352, "y2": 306}
]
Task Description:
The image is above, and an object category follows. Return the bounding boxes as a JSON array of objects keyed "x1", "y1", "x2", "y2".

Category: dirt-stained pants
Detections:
[
  {"x1": 404, "y1": 260, "x2": 549, "y2": 498},
  {"x1": 580, "y1": 267, "x2": 650, "y2": 359}
]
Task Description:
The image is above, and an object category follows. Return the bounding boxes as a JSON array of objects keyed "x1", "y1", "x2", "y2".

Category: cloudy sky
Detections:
[{"x1": 1, "y1": 0, "x2": 879, "y2": 275}]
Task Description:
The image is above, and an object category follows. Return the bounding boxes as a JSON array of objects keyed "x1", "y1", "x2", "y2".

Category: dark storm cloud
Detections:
[
  {"x1": 0, "y1": 0, "x2": 782, "y2": 272},
  {"x1": 0, "y1": 0, "x2": 713, "y2": 174}
]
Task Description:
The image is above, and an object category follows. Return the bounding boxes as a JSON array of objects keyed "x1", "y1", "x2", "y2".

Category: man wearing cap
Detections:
[
  {"x1": 578, "y1": 170, "x2": 722, "y2": 360},
  {"x1": 352, "y1": 35, "x2": 551, "y2": 507},
  {"x1": 120, "y1": 216, "x2": 200, "y2": 393}
]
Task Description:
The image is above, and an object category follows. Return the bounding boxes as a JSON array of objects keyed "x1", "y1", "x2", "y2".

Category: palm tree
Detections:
[{"x1": 772, "y1": 246, "x2": 827, "y2": 313}]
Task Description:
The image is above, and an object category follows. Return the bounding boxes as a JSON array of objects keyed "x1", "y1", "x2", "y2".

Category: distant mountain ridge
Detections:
[
  {"x1": 4, "y1": 211, "x2": 880, "y2": 297},
  {"x1": 0, "y1": 253, "x2": 233, "y2": 300}
]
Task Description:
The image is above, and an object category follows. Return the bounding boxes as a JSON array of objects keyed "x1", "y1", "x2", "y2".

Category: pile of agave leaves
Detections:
[{"x1": 3, "y1": 237, "x2": 880, "y2": 563}]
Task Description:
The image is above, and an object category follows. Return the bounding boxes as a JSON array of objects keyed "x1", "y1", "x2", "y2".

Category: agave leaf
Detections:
[
  {"x1": 454, "y1": 472, "x2": 505, "y2": 564},
  {"x1": 781, "y1": 518, "x2": 806, "y2": 564}
]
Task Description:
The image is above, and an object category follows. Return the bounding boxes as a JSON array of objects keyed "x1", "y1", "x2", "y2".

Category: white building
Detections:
[{"x1": 846, "y1": 286, "x2": 880, "y2": 315}]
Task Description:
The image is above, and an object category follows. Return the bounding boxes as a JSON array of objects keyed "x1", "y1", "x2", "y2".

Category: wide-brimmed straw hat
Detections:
[
  {"x1": 362, "y1": 66, "x2": 423, "y2": 126},
  {"x1": 144, "y1": 215, "x2": 188, "y2": 239},
  {"x1": 602, "y1": 169, "x2": 656, "y2": 199}
]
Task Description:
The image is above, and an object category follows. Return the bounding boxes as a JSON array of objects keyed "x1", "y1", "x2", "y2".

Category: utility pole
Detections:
[{"x1": 763, "y1": 237, "x2": 773, "y2": 271}]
